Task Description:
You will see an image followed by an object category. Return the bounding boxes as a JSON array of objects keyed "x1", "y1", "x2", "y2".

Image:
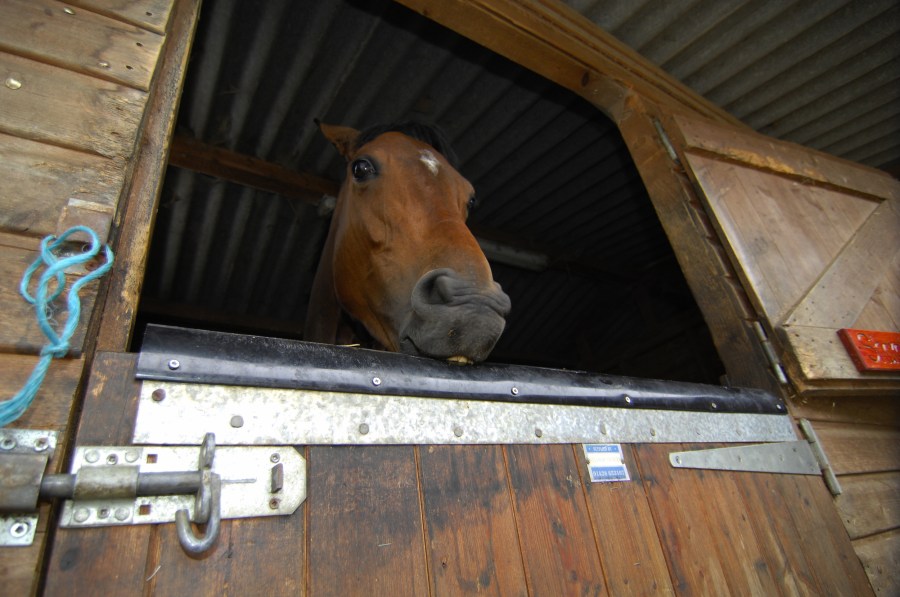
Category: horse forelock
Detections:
[{"x1": 354, "y1": 122, "x2": 459, "y2": 167}]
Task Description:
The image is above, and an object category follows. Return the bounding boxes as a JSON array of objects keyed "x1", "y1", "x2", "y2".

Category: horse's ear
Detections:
[{"x1": 317, "y1": 121, "x2": 360, "y2": 160}]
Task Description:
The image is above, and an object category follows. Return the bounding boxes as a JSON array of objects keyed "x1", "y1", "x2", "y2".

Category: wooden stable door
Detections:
[{"x1": 670, "y1": 114, "x2": 900, "y2": 398}]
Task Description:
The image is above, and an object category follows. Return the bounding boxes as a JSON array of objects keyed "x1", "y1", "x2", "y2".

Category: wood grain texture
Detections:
[
  {"x1": 505, "y1": 444, "x2": 606, "y2": 596},
  {"x1": 70, "y1": 0, "x2": 175, "y2": 34},
  {"x1": 95, "y1": 0, "x2": 200, "y2": 352},
  {"x1": 0, "y1": 51, "x2": 146, "y2": 159},
  {"x1": 617, "y1": 99, "x2": 784, "y2": 395},
  {"x1": 578, "y1": 444, "x2": 675, "y2": 596},
  {"x1": 43, "y1": 353, "x2": 152, "y2": 597},
  {"x1": 0, "y1": 0, "x2": 164, "y2": 91},
  {"x1": 0, "y1": 133, "x2": 123, "y2": 238},
  {"x1": 684, "y1": 152, "x2": 879, "y2": 325},
  {"x1": 676, "y1": 113, "x2": 900, "y2": 202},
  {"x1": 812, "y1": 421, "x2": 900, "y2": 475},
  {"x1": 419, "y1": 445, "x2": 528, "y2": 596},
  {"x1": 836, "y1": 473, "x2": 900, "y2": 540},
  {"x1": 853, "y1": 529, "x2": 900, "y2": 596},
  {"x1": 306, "y1": 446, "x2": 428, "y2": 597},
  {"x1": 635, "y1": 444, "x2": 772, "y2": 595}
]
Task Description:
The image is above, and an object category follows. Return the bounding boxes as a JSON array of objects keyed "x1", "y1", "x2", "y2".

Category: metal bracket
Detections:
[
  {"x1": 669, "y1": 419, "x2": 842, "y2": 496},
  {"x1": 0, "y1": 429, "x2": 58, "y2": 547}
]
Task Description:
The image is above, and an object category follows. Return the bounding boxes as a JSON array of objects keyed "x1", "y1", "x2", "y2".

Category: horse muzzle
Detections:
[{"x1": 400, "y1": 268, "x2": 511, "y2": 363}]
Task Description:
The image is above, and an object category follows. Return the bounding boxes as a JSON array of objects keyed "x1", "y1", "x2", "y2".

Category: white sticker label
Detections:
[{"x1": 583, "y1": 443, "x2": 630, "y2": 482}]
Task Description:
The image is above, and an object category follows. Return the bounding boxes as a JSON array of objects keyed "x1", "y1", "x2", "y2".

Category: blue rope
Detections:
[{"x1": 1, "y1": 226, "x2": 114, "y2": 427}]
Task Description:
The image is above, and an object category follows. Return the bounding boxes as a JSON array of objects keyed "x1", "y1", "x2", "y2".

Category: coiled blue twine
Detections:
[{"x1": 0, "y1": 226, "x2": 114, "y2": 427}]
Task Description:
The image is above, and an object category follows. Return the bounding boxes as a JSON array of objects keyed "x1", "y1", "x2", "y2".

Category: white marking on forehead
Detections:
[{"x1": 419, "y1": 150, "x2": 441, "y2": 176}]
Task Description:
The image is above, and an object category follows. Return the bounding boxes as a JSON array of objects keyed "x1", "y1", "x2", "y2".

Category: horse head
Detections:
[{"x1": 305, "y1": 122, "x2": 511, "y2": 364}]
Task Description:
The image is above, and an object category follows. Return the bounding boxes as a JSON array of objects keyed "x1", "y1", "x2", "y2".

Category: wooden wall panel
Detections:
[
  {"x1": 0, "y1": 51, "x2": 146, "y2": 159},
  {"x1": 0, "y1": 0, "x2": 164, "y2": 91},
  {"x1": 419, "y1": 445, "x2": 528, "y2": 596},
  {"x1": 837, "y1": 473, "x2": 900, "y2": 540}
]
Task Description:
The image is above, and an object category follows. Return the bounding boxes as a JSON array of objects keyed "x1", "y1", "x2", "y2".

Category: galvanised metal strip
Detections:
[{"x1": 133, "y1": 382, "x2": 797, "y2": 446}]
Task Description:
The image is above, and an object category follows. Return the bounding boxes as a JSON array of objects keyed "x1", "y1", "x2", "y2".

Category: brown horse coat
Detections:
[{"x1": 305, "y1": 122, "x2": 510, "y2": 363}]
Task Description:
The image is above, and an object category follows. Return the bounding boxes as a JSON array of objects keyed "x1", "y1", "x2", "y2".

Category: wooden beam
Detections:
[{"x1": 168, "y1": 136, "x2": 338, "y2": 201}]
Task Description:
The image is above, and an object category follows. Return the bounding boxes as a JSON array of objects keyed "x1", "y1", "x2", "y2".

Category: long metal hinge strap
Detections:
[{"x1": 799, "y1": 419, "x2": 842, "y2": 496}]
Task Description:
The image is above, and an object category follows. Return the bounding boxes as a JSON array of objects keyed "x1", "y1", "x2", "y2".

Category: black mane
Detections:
[{"x1": 355, "y1": 121, "x2": 459, "y2": 167}]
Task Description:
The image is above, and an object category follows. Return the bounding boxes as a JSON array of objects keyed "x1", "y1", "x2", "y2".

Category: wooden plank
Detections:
[
  {"x1": 0, "y1": 0, "x2": 164, "y2": 91},
  {"x1": 71, "y1": 0, "x2": 174, "y2": 34},
  {"x1": 785, "y1": 199, "x2": 900, "y2": 329},
  {"x1": 43, "y1": 352, "x2": 152, "y2": 597},
  {"x1": 789, "y1": 394, "x2": 900, "y2": 426},
  {"x1": 0, "y1": 240, "x2": 98, "y2": 356},
  {"x1": 504, "y1": 444, "x2": 607, "y2": 596},
  {"x1": 684, "y1": 152, "x2": 879, "y2": 325},
  {"x1": 95, "y1": 0, "x2": 201, "y2": 352},
  {"x1": 307, "y1": 446, "x2": 428, "y2": 596},
  {"x1": 836, "y1": 473, "x2": 900, "y2": 540},
  {"x1": 577, "y1": 445, "x2": 675, "y2": 596},
  {"x1": 812, "y1": 421, "x2": 900, "y2": 475},
  {"x1": 634, "y1": 444, "x2": 782, "y2": 595},
  {"x1": 395, "y1": 0, "x2": 743, "y2": 127},
  {"x1": 0, "y1": 133, "x2": 123, "y2": 238},
  {"x1": 0, "y1": 51, "x2": 146, "y2": 159},
  {"x1": 779, "y1": 326, "x2": 900, "y2": 395},
  {"x1": 418, "y1": 445, "x2": 528, "y2": 596},
  {"x1": 169, "y1": 136, "x2": 339, "y2": 201},
  {"x1": 148, "y1": 510, "x2": 306, "y2": 596},
  {"x1": 0, "y1": 353, "x2": 84, "y2": 597},
  {"x1": 853, "y1": 529, "x2": 900, "y2": 596},
  {"x1": 617, "y1": 99, "x2": 783, "y2": 395},
  {"x1": 675, "y1": 113, "x2": 900, "y2": 202}
]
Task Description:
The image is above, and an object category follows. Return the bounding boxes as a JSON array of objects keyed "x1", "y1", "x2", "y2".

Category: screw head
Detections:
[
  {"x1": 269, "y1": 498, "x2": 280, "y2": 510},
  {"x1": 0, "y1": 437, "x2": 16, "y2": 450},
  {"x1": 167, "y1": 359, "x2": 181, "y2": 370},
  {"x1": 372, "y1": 377, "x2": 382, "y2": 386},
  {"x1": 534, "y1": 428, "x2": 543, "y2": 438},
  {"x1": 33, "y1": 437, "x2": 49, "y2": 452},
  {"x1": 453, "y1": 426, "x2": 463, "y2": 438},
  {"x1": 270, "y1": 453, "x2": 281, "y2": 463},
  {"x1": 230, "y1": 415, "x2": 244, "y2": 428},
  {"x1": 106, "y1": 454, "x2": 118, "y2": 465},
  {"x1": 5, "y1": 77, "x2": 22, "y2": 90},
  {"x1": 73, "y1": 508, "x2": 90, "y2": 523},
  {"x1": 84, "y1": 450, "x2": 100, "y2": 463},
  {"x1": 114, "y1": 508, "x2": 130, "y2": 521},
  {"x1": 10, "y1": 521, "x2": 29, "y2": 538},
  {"x1": 624, "y1": 395, "x2": 632, "y2": 404},
  {"x1": 151, "y1": 388, "x2": 166, "y2": 402},
  {"x1": 358, "y1": 423, "x2": 370, "y2": 435},
  {"x1": 510, "y1": 387, "x2": 519, "y2": 395}
]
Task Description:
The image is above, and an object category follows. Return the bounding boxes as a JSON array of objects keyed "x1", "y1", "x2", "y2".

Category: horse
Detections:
[{"x1": 304, "y1": 121, "x2": 511, "y2": 364}]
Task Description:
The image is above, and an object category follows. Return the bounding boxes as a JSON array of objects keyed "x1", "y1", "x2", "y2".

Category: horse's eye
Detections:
[
  {"x1": 351, "y1": 158, "x2": 377, "y2": 182},
  {"x1": 466, "y1": 195, "x2": 478, "y2": 214}
]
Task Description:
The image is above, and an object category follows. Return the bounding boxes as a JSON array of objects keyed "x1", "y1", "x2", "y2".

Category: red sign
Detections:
[{"x1": 837, "y1": 329, "x2": 900, "y2": 372}]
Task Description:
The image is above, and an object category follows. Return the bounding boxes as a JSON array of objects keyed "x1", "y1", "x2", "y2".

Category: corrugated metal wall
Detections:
[{"x1": 140, "y1": 0, "x2": 897, "y2": 381}]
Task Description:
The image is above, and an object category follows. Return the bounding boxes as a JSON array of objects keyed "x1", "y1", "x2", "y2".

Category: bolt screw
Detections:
[
  {"x1": 5, "y1": 77, "x2": 22, "y2": 90},
  {"x1": 270, "y1": 453, "x2": 280, "y2": 463},
  {"x1": 63, "y1": 7, "x2": 75, "y2": 14},
  {"x1": 511, "y1": 387, "x2": 519, "y2": 395},
  {"x1": 269, "y1": 498, "x2": 280, "y2": 510},
  {"x1": 106, "y1": 454, "x2": 118, "y2": 465},
  {"x1": 34, "y1": 437, "x2": 49, "y2": 452},
  {"x1": 358, "y1": 423, "x2": 369, "y2": 435},
  {"x1": 0, "y1": 437, "x2": 17, "y2": 450},
  {"x1": 167, "y1": 359, "x2": 181, "y2": 370},
  {"x1": 453, "y1": 426, "x2": 463, "y2": 438},
  {"x1": 125, "y1": 450, "x2": 140, "y2": 463},
  {"x1": 10, "y1": 522, "x2": 29, "y2": 538},
  {"x1": 372, "y1": 377, "x2": 382, "y2": 386},
  {"x1": 73, "y1": 508, "x2": 90, "y2": 523},
  {"x1": 114, "y1": 508, "x2": 130, "y2": 521},
  {"x1": 230, "y1": 415, "x2": 244, "y2": 428},
  {"x1": 624, "y1": 395, "x2": 632, "y2": 404},
  {"x1": 84, "y1": 450, "x2": 100, "y2": 463},
  {"x1": 534, "y1": 428, "x2": 543, "y2": 438},
  {"x1": 151, "y1": 388, "x2": 166, "y2": 402}
]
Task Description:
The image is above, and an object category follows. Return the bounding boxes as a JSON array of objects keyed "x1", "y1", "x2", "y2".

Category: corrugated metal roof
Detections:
[
  {"x1": 137, "y1": 0, "x2": 897, "y2": 381},
  {"x1": 566, "y1": 0, "x2": 900, "y2": 170}
]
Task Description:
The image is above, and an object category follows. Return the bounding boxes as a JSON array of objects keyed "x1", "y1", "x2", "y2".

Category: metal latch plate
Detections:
[
  {"x1": 60, "y1": 444, "x2": 305, "y2": 529},
  {"x1": 1, "y1": 429, "x2": 58, "y2": 547}
]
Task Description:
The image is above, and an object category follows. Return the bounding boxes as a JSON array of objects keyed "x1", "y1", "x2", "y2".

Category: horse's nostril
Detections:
[{"x1": 413, "y1": 269, "x2": 457, "y2": 307}]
